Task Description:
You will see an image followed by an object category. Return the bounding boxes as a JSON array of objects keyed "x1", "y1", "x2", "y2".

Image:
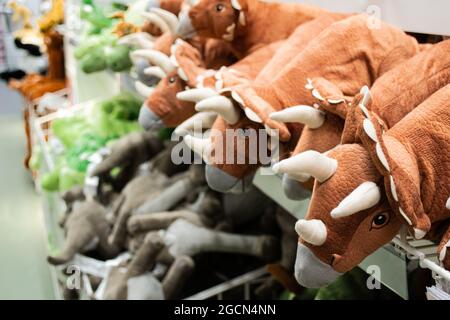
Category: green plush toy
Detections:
[
  {"x1": 79, "y1": 46, "x2": 108, "y2": 73},
  {"x1": 41, "y1": 93, "x2": 142, "y2": 192},
  {"x1": 75, "y1": 1, "x2": 133, "y2": 74},
  {"x1": 80, "y1": 0, "x2": 114, "y2": 35},
  {"x1": 105, "y1": 44, "x2": 132, "y2": 72},
  {"x1": 76, "y1": 34, "x2": 132, "y2": 74}
]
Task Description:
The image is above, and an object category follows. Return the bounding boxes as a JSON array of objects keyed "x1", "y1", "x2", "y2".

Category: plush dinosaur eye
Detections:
[
  {"x1": 215, "y1": 3, "x2": 224, "y2": 12},
  {"x1": 168, "y1": 76, "x2": 176, "y2": 84},
  {"x1": 371, "y1": 212, "x2": 389, "y2": 229}
]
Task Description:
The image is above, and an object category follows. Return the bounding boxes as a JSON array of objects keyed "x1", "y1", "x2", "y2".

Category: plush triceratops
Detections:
[
  {"x1": 135, "y1": 37, "x2": 281, "y2": 131},
  {"x1": 290, "y1": 83, "x2": 450, "y2": 288},
  {"x1": 184, "y1": 14, "x2": 420, "y2": 193},
  {"x1": 274, "y1": 39, "x2": 450, "y2": 200},
  {"x1": 177, "y1": 0, "x2": 328, "y2": 57}
]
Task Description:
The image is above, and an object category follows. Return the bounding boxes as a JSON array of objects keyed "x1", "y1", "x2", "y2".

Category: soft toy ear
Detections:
[
  {"x1": 170, "y1": 39, "x2": 208, "y2": 88},
  {"x1": 359, "y1": 111, "x2": 431, "y2": 238},
  {"x1": 228, "y1": 86, "x2": 292, "y2": 142}
]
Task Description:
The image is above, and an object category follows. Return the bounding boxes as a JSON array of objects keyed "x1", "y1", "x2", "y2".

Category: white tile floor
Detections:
[{"x1": 0, "y1": 83, "x2": 54, "y2": 299}]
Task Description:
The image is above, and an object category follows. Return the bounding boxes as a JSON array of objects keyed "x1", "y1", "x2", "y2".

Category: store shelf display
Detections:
[{"x1": 23, "y1": 0, "x2": 450, "y2": 301}]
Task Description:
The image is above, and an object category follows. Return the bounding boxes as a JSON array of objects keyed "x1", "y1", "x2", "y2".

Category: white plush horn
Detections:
[
  {"x1": 270, "y1": 105, "x2": 325, "y2": 129},
  {"x1": 272, "y1": 150, "x2": 337, "y2": 183},
  {"x1": 130, "y1": 49, "x2": 175, "y2": 73},
  {"x1": 231, "y1": 0, "x2": 242, "y2": 10},
  {"x1": 176, "y1": 88, "x2": 218, "y2": 103},
  {"x1": 330, "y1": 181, "x2": 381, "y2": 218},
  {"x1": 141, "y1": 11, "x2": 170, "y2": 34},
  {"x1": 295, "y1": 219, "x2": 327, "y2": 246},
  {"x1": 174, "y1": 112, "x2": 217, "y2": 136},
  {"x1": 360, "y1": 85, "x2": 371, "y2": 106},
  {"x1": 118, "y1": 32, "x2": 155, "y2": 49},
  {"x1": 144, "y1": 66, "x2": 166, "y2": 78},
  {"x1": 183, "y1": 134, "x2": 211, "y2": 161},
  {"x1": 195, "y1": 96, "x2": 240, "y2": 125},
  {"x1": 135, "y1": 81, "x2": 155, "y2": 97},
  {"x1": 150, "y1": 8, "x2": 179, "y2": 34}
]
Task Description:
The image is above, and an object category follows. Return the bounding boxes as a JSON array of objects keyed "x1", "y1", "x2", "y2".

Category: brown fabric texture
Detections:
[
  {"x1": 361, "y1": 84, "x2": 450, "y2": 236},
  {"x1": 187, "y1": 0, "x2": 327, "y2": 57},
  {"x1": 341, "y1": 39, "x2": 450, "y2": 144},
  {"x1": 233, "y1": 14, "x2": 420, "y2": 142},
  {"x1": 207, "y1": 14, "x2": 348, "y2": 179},
  {"x1": 209, "y1": 14, "x2": 420, "y2": 180},
  {"x1": 254, "y1": 13, "x2": 350, "y2": 85},
  {"x1": 160, "y1": 0, "x2": 183, "y2": 15}
]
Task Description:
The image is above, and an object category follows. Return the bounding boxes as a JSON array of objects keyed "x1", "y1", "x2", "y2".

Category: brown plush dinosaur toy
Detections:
[
  {"x1": 274, "y1": 39, "x2": 450, "y2": 200},
  {"x1": 177, "y1": 0, "x2": 328, "y2": 58},
  {"x1": 273, "y1": 40, "x2": 450, "y2": 287},
  {"x1": 184, "y1": 14, "x2": 421, "y2": 193},
  {"x1": 290, "y1": 83, "x2": 450, "y2": 288},
  {"x1": 136, "y1": 38, "x2": 281, "y2": 130}
]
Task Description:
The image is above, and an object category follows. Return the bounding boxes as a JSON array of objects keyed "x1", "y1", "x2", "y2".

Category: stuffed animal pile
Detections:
[{"x1": 48, "y1": 0, "x2": 450, "y2": 299}]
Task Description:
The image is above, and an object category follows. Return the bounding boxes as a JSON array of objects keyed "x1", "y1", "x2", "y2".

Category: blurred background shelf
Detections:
[{"x1": 296, "y1": 0, "x2": 450, "y2": 36}]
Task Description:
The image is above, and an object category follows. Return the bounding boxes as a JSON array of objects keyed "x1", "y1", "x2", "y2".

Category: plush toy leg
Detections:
[
  {"x1": 209, "y1": 232, "x2": 279, "y2": 262},
  {"x1": 103, "y1": 267, "x2": 129, "y2": 300},
  {"x1": 108, "y1": 200, "x2": 133, "y2": 248},
  {"x1": 127, "y1": 232, "x2": 165, "y2": 278},
  {"x1": 127, "y1": 210, "x2": 203, "y2": 234},
  {"x1": 438, "y1": 225, "x2": 450, "y2": 270},
  {"x1": 165, "y1": 219, "x2": 280, "y2": 261},
  {"x1": 47, "y1": 226, "x2": 96, "y2": 265},
  {"x1": 162, "y1": 255, "x2": 195, "y2": 300},
  {"x1": 135, "y1": 177, "x2": 196, "y2": 214}
]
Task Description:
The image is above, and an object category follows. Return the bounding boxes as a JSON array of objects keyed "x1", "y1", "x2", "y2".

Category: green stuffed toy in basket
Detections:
[{"x1": 41, "y1": 93, "x2": 142, "y2": 192}]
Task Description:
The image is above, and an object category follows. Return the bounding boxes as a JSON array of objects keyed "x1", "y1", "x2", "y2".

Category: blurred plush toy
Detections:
[
  {"x1": 9, "y1": 30, "x2": 66, "y2": 168},
  {"x1": 40, "y1": 94, "x2": 143, "y2": 192},
  {"x1": 38, "y1": 0, "x2": 64, "y2": 33},
  {"x1": 47, "y1": 199, "x2": 120, "y2": 265},
  {"x1": 74, "y1": 30, "x2": 133, "y2": 73},
  {"x1": 79, "y1": 0, "x2": 115, "y2": 34},
  {"x1": 8, "y1": 0, "x2": 44, "y2": 50}
]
